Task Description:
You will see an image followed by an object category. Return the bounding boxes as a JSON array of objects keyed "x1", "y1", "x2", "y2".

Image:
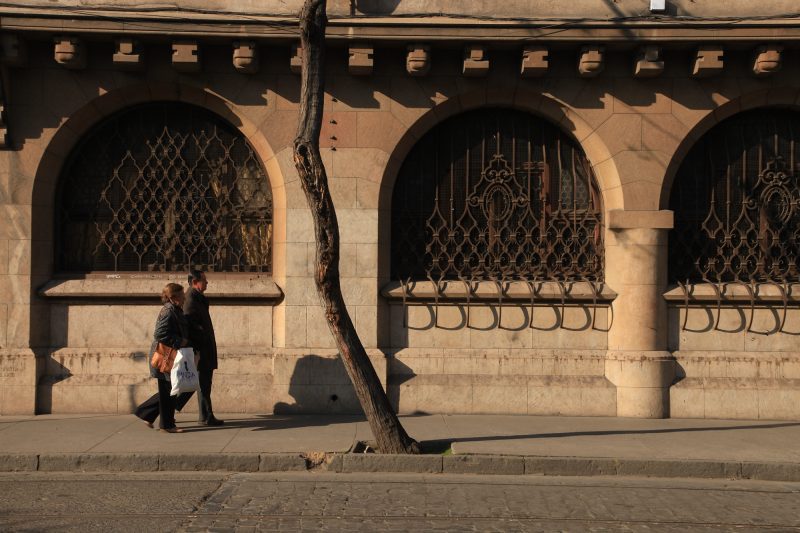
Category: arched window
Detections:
[
  {"x1": 669, "y1": 109, "x2": 800, "y2": 284},
  {"x1": 57, "y1": 102, "x2": 272, "y2": 273},
  {"x1": 391, "y1": 108, "x2": 603, "y2": 282}
]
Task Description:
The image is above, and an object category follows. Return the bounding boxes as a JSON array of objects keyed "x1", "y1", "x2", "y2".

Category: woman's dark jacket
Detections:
[
  {"x1": 149, "y1": 302, "x2": 190, "y2": 380},
  {"x1": 184, "y1": 288, "x2": 218, "y2": 371}
]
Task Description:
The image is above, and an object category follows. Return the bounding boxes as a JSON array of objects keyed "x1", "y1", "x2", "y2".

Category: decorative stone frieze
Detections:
[
  {"x1": 634, "y1": 45, "x2": 664, "y2": 78},
  {"x1": 752, "y1": 44, "x2": 782, "y2": 77},
  {"x1": 348, "y1": 44, "x2": 374, "y2": 76},
  {"x1": 463, "y1": 45, "x2": 489, "y2": 77},
  {"x1": 112, "y1": 38, "x2": 143, "y2": 71},
  {"x1": 0, "y1": 34, "x2": 26, "y2": 66},
  {"x1": 290, "y1": 43, "x2": 303, "y2": 74},
  {"x1": 520, "y1": 45, "x2": 548, "y2": 77},
  {"x1": 406, "y1": 44, "x2": 430, "y2": 76},
  {"x1": 172, "y1": 41, "x2": 200, "y2": 72},
  {"x1": 233, "y1": 41, "x2": 259, "y2": 74},
  {"x1": 54, "y1": 36, "x2": 86, "y2": 69},
  {"x1": 578, "y1": 45, "x2": 604, "y2": 77},
  {"x1": 691, "y1": 45, "x2": 724, "y2": 77}
]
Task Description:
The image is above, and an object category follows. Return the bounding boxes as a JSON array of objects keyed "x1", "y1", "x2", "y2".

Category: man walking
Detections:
[{"x1": 185, "y1": 269, "x2": 224, "y2": 426}]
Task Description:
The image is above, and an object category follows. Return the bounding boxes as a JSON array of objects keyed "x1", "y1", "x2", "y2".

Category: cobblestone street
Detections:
[{"x1": 1, "y1": 472, "x2": 799, "y2": 532}]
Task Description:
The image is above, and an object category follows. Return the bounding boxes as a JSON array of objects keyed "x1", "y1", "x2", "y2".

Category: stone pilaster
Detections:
[{"x1": 605, "y1": 210, "x2": 675, "y2": 418}]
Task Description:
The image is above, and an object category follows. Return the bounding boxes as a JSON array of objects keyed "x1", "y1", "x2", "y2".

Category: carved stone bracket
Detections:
[
  {"x1": 634, "y1": 45, "x2": 664, "y2": 78},
  {"x1": 578, "y1": 45, "x2": 604, "y2": 77},
  {"x1": 691, "y1": 45, "x2": 724, "y2": 77},
  {"x1": 233, "y1": 40, "x2": 259, "y2": 73},
  {"x1": 406, "y1": 44, "x2": 430, "y2": 76},
  {"x1": 172, "y1": 41, "x2": 200, "y2": 72},
  {"x1": 463, "y1": 45, "x2": 489, "y2": 77},
  {"x1": 290, "y1": 42, "x2": 303, "y2": 74},
  {"x1": 348, "y1": 44, "x2": 374, "y2": 76},
  {"x1": 520, "y1": 45, "x2": 548, "y2": 77},
  {"x1": 753, "y1": 44, "x2": 782, "y2": 77},
  {"x1": 113, "y1": 38, "x2": 143, "y2": 71},
  {"x1": 54, "y1": 36, "x2": 86, "y2": 70}
]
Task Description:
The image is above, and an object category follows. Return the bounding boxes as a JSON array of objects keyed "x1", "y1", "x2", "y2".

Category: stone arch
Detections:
[
  {"x1": 376, "y1": 92, "x2": 620, "y2": 280},
  {"x1": 659, "y1": 87, "x2": 800, "y2": 210},
  {"x1": 30, "y1": 82, "x2": 286, "y2": 280}
]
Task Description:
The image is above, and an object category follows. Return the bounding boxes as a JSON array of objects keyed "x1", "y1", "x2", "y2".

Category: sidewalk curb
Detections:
[{"x1": 1, "y1": 453, "x2": 799, "y2": 481}]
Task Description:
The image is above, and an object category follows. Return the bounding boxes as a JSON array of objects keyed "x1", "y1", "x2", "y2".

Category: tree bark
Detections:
[{"x1": 293, "y1": 0, "x2": 419, "y2": 454}]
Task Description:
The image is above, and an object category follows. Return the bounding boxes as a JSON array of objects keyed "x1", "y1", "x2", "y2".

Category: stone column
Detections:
[{"x1": 605, "y1": 210, "x2": 675, "y2": 418}]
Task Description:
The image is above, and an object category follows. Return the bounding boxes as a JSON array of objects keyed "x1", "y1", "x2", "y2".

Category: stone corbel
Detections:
[
  {"x1": 406, "y1": 44, "x2": 430, "y2": 77},
  {"x1": 290, "y1": 43, "x2": 303, "y2": 74},
  {"x1": 520, "y1": 45, "x2": 548, "y2": 77},
  {"x1": 348, "y1": 44, "x2": 373, "y2": 76},
  {"x1": 634, "y1": 45, "x2": 664, "y2": 78},
  {"x1": 691, "y1": 45, "x2": 723, "y2": 78},
  {"x1": 1, "y1": 34, "x2": 27, "y2": 66},
  {"x1": 54, "y1": 36, "x2": 86, "y2": 70},
  {"x1": 233, "y1": 41, "x2": 259, "y2": 74},
  {"x1": 113, "y1": 38, "x2": 144, "y2": 71},
  {"x1": 578, "y1": 45, "x2": 604, "y2": 77},
  {"x1": 752, "y1": 44, "x2": 782, "y2": 77},
  {"x1": 172, "y1": 41, "x2": 200, "y2": 73},
  {"x1": 463, "y1": 45, "x2": 489, "y2": 77}
]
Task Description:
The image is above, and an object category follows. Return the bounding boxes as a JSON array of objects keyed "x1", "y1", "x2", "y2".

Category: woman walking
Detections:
[{"x1": 134, "y1": 283, "x2": 193, "y2": 433}]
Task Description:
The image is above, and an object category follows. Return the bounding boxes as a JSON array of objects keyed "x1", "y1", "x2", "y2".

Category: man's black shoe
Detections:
[{"x1": 199, "y1": 416, "x2": 224, "y2": 426}]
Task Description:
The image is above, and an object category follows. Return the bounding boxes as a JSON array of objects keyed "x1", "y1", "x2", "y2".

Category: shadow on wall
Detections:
[
  {"x1": 35, "y1": 356, "x2": 72, "y2": 414},
  {"x1": 273, "y1": 354, "x2": 364, "y2": 415}
]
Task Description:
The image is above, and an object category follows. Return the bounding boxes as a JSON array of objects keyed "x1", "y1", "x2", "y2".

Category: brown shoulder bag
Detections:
[{"x1": 150, "y1": 342, "x2": 177, "y2": 373}]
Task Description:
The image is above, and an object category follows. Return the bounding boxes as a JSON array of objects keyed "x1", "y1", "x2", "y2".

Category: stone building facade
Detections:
[{"x1": 0, "y1": 1, "x2": 798, "y2": 419}]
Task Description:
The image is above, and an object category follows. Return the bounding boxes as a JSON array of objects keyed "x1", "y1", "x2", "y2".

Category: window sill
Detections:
[
  {"x1": 38, "y1": 275, "x2": 283, "y2": 302},
  {"x1": 663, "y1": 283, "x2": 800, "y2": 304},
  {"x1": 381, "y1": 280, "x2": 616, "y2": 303}
]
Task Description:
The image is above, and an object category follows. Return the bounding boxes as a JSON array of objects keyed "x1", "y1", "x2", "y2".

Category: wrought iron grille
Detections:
[
  {"x1": 669, "y1": 110, "x2": 800, "y2": 285},
  {"x1": 391, "y1": 108, "x2": 603, "y2": 283},
  {"x1": 57, "y1": 102, "x2": 272, "y2": 273}
]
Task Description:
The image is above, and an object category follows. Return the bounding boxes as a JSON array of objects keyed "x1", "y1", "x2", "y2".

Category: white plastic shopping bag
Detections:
[{"x1": 170, "y1": 347, "x2": 200, "y2": 396}]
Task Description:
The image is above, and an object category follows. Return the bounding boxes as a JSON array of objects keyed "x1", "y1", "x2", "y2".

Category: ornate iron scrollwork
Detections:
[
  {"x1": 391, "y1": 108, "x2": 604, "y2": 328},
  {"x1": 58, "y1": 102, "x2": 272, "y2": 273},
  {"x1": 669, "y1": 109, "x2": 800, "y2": 334}
]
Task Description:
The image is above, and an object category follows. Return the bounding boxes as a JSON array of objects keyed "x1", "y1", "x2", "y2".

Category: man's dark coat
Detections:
[{"x1": 184, "y1": 288, "x2": 218, "y2": 371}]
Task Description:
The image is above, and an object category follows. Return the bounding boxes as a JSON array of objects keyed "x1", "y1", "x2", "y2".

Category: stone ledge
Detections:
[
  {"x1": 382, "y1": 280, "x2": 616, "y2": 303},
  {"x1": 664, "y1": 283, "x2": 800, "y2": 304},
  {"x1": 38, "y1": 276, "x2": 283, "y2": 301}
]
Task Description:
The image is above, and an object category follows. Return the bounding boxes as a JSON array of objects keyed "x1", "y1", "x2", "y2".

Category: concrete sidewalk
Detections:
[{"x1": 1, "y1": 414, "x2": 799, "y2": 480}]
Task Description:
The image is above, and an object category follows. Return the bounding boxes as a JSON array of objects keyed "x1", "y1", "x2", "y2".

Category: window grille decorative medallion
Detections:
[
  {"x1": 58, "y1": 103, "x2": 272, "y2": 273},
  {"x1": 669, "y1": 109, "x2": 800, "y2": 333},
  {"x1": 391, "y1": 108, "x2": 604, "y2": 328}
]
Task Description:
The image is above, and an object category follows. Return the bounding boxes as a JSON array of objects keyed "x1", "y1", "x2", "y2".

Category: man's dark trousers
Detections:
[
  {"x1": 198, "y1": 367, "x2": 214, "y2": 421},
  {"x1": 185, "y1": 287, "x2": 219, "y2": 423}
]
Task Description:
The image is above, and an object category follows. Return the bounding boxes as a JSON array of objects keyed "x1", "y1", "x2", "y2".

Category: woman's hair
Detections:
[{"x1": 161, "y1": 283, "x2": 184, "y2": 304}]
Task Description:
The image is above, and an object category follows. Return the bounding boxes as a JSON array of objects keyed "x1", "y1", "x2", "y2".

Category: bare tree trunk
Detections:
[{"x1": 293, "y1": 0, "x2": 419, "y2": 454}]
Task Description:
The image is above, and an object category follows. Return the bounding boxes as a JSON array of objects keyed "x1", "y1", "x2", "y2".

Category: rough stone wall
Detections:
[{"x1": 0, "y1": 37, "x2": 799, "y2": 418}]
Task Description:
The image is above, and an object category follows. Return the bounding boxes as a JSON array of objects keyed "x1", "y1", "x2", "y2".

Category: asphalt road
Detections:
[{"x1": 1, "y1": 472, "x2": 799, "y2": 532}]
